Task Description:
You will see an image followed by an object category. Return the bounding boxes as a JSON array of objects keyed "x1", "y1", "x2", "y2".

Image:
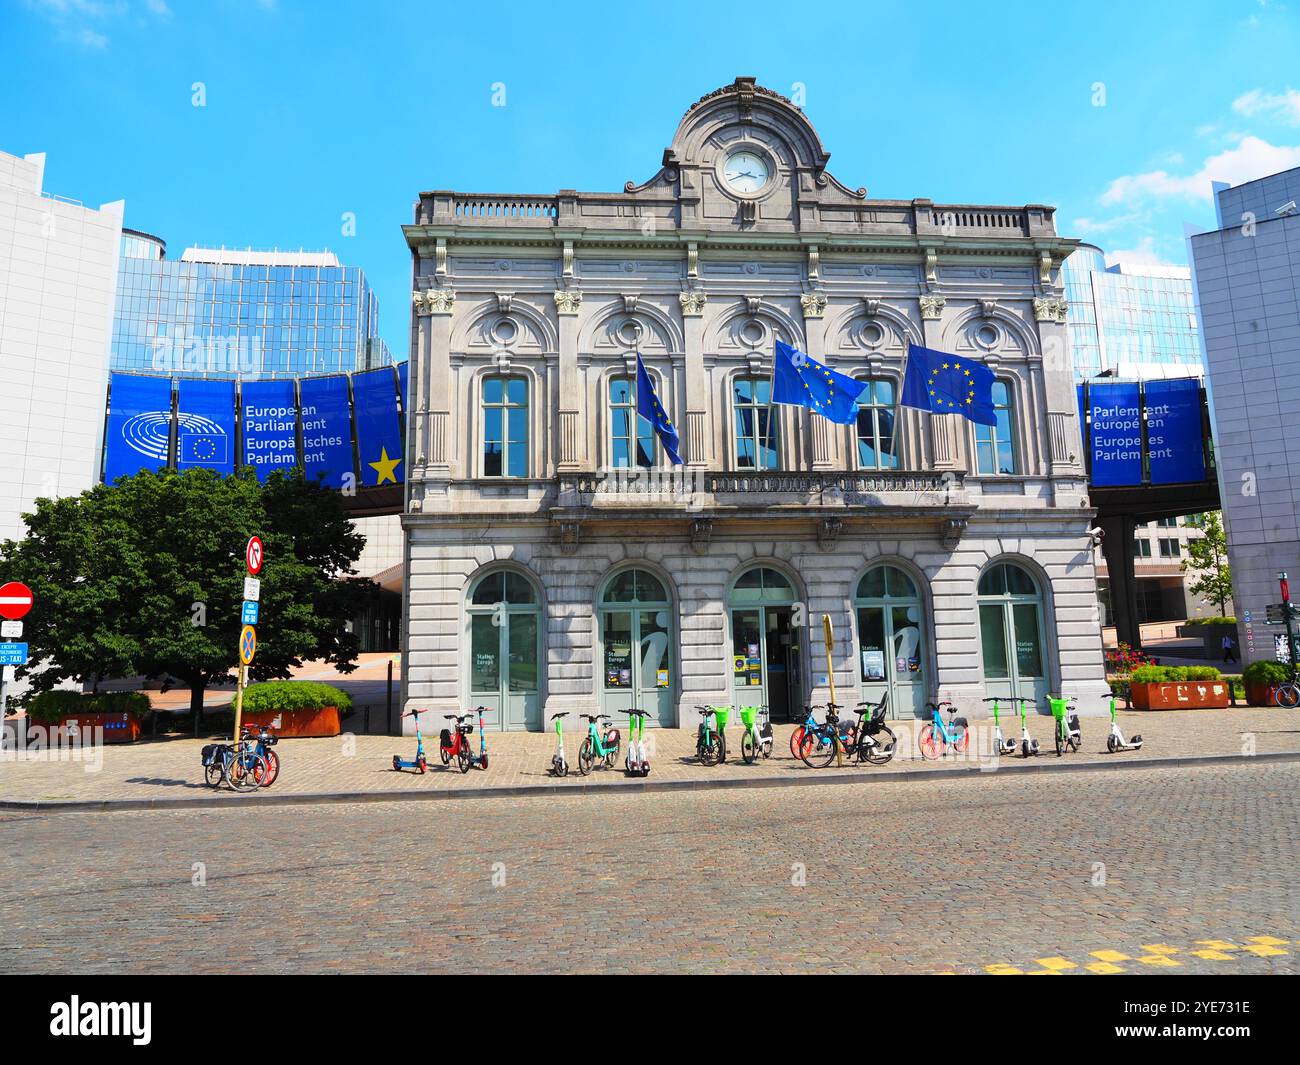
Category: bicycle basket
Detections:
[
  {"x1": 1048, "y1": 697, "x2": 1068, "y2": 720},
  {"x1": 738, "y1": 706, "x2": 757, "y2": 729},
  {"x1": 712, "y1": 707, "x2": 730, "y2": 730}
]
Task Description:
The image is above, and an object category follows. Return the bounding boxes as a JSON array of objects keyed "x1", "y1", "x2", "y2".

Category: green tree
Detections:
[
  {"x1": 1182, "y1": 511, "x2": 1233, "y2": 617},
  {"x1": 0, "y1": 467, "x2": 367, "y2": 733}
]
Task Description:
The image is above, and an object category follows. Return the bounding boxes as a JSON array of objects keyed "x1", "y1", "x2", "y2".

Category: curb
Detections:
[{"x1": 4, "y1": 749, "x2": 1300, "y2": 813}]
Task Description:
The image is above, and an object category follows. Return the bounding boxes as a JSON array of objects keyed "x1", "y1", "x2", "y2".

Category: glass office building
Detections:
[
  {"x1": 112, "y1": 229, "x2": 392, "y2": 379},
  {"x1": 1063, "y1": 242, "x2": 1202, "y2": 379}
]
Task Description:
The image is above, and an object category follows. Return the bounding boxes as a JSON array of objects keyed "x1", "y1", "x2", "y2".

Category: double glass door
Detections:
[
  {"x1": 855, "y1": 604, "x2": 926, "y2": 718},
  {"x1": 467, "y1": 570, "x2": 541, "y2": 731},
  {"x1": 600, "y1": 608, "x2": 674, "y2": 726},
  {"x1": 730, "y1": 606, "x2": 803, "y2": 723},
  {"x1": 978, "y1": 563, "x2": 1049, "y2": 707}
]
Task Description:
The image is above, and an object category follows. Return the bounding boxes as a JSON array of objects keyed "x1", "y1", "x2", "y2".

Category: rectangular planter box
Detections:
[
  {"x1": 57, "y1": 712, "x2": 143, "y2": 743},
  {"x1": 1246, "y1": 682, "x2": 1283, "y2": 707},
  {"x1": 1130, "y1": 681, "x2": 1229, "y2": 710},
  {"x1": 242, "y1": 706, "x2": 341, "y2": 738}
]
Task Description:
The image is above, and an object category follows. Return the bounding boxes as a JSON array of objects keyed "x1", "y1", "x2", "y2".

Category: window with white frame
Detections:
[
  {"x1": 608, "y1": 376, "x2": 657, "y2": 468},
  {"x1": 854, "y1": 377, "x2": 898, "y2": 469},
  {"x1": 974, "y1": 379, "x2": 1018, "y2": 475},
  {"x1": 733, "y1": 375, "x2": 779, "y2": 470},
  {"x1": 482, "y1": 375, "x2": 528, "y2": 477}
]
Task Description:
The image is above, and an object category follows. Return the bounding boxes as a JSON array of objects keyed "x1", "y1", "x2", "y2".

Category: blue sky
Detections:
[{"x1": 4, "y1": 0, "x2": 1299, "y2": 355}]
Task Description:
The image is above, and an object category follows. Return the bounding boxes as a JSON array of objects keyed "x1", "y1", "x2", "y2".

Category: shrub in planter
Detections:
[
  {"x1": 1242, "y1": 660, "x2": 1293, "y2": 706},
  {"x1": 233, "y1": 681, "x2": 352, "y2": 737},
  {"x1": 1128, "y1": 664, "x2": 1228, "y2": 710},
  {"x1": 1183, "y1": 616, "x2": 1237, "y2": 626},
  {"x1": 26, "y1": 690, "x2": 151, "y2": 742}
]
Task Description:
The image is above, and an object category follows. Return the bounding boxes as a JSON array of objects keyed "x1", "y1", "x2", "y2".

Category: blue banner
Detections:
[
  {"x1": 175, "y1": 378, "x2": 236, "y2": 476},
  {"x1": 241, "y1": 379, "x2": 299, "y2": 481},
  {"x1": 398, "y1": 360, "x2": 408, "y2": 413},
  {"x1": 1145, "y1": 378, "x2": 1206, "y2": 484},
  {"x1": 104, "y1": 373, "x2": 173, "y2": 483},
  {"x1": 1085, "y1": 381, "x2": 1144, "y2": 486},
  {"x1": 352, "y1": 368, "x2": 403, "y2": 486},
  {"x1": 298, "y1": 375, "x2": 354, "y2": 489}
]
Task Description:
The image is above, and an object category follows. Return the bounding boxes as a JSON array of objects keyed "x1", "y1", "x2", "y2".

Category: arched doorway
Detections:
[
  {"x1": 854, "y1": 564, "x2": 927, "y2": 719},
  {"x1": 728, "y1": 566, "x2": 803, "y2": 723},
  {"x1": 978, "y1": 561, "x2": 1050, "y2": 708},
  {"x1": 466, "y1": 568, "x2": 542, "y2": 731},
  {"x1": 598, "y1": 568, "x2": 676, "y2": 727}
]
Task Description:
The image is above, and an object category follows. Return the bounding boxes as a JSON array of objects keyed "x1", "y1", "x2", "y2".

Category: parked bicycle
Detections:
[
  {"x1": 241, "y1": 722, "x2": 279, "y2": 787},
  {"x1": 577, "y1": 713, "x2": 620, "y2": 775},
  {"x1": 737, "y1": 704, "x2": 773, "y2": 764},
  {"x1": 201, "y1": 735, "x2": 267, "y2": 792},
  {"x1": 439, "y1": 713, "x2": 475, "y2": 773},
  {"x1": 797, "y1": 702, "x2": 857, "y2": 768},
  {"x1": 848, "y1": 694, "x2": 896, "y2": 765},
  {"x1": 1049, "y1": 695, "x2": 1081, "y2": 756},
  {"x1": 694, "y1": 705, "x2": 727, "y2": 766},
  {"x1": 792, "y1": 703, "x2": 855, "y2": 762},
  {"x1": 918, "y1": 700, "x2": 970, "y2": 760}
]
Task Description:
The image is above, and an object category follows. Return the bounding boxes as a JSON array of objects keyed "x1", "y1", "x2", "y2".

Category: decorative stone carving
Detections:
[
  {"x1": 553, "y1": 290, "x2": 583, "y2": 315},
  {"x1": 817, "y1": 516, "x2": 842, "y2": 549},
  {"x1": 925, "y1": 248, "x2": 938, "y2": 283},
  {"x1": 1039, "y1": 250, "x2": 1053, "y2": 285},
  {"x1": 746, "y1": 296, "x2": 762, "y2": 316},
  {"x1": 414, "y1": 288, "x2": 455, "y2": 315},
  {"x1": 980, "y1": 299, "x2": 998, "y2": 318},
  {"x1": 1033, "y1": 296, "x2": 1069, "y2": 324},
  {"x1": 691, "y1": 517, "x2": 713, "y2": 553},
  {"x1": 558, "y1": 520, "x2": 581, "y2": 554},
  {"x1": 623, "y1": 294, "x2": 639, "y2": 315},
  {"x1": 562, "y1": 241, "x2": 575, "y2": 278},
  {"x1": 496, "y1": 293, "x2": 513, "y2": 314},
  {"x1": 686, "y1": 243, "x2": 699, "y2": 278},
  {"x1": 862, "y1": 297, "x2": 881, "y2": 317},
  {"x1": 800, "y1": 292, "x2": 828, "y2": 318},
  {"x1": 679, "y1": 290, "x2": 707, "y2": 316},
  {"x1": 919, "y1": 294, "x2": 946, "y2": 320},
  {"x1": 807, "y1": 245, "x2": 821, "y2": 282},
  {"x1": 941, "y1": 517, "x2": 967, "y2": 548},
  {"x1": 435, "y1": 238, "x2": 448, "y2": 277}
]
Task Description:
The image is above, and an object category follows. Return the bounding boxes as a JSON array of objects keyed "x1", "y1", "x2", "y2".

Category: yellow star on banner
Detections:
[{"x1": 368, "y1": 446, "x2": 401, "y2": 485}]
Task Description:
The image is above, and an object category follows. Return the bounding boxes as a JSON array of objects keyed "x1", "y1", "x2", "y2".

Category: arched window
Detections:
[
  {"x1": 482, "y1": 375, "x2": 528, "y2": 477},
  {"x1": 974, "y1": 379, "x2": 1017, "y2": 475},
  {"x1": 854, "y1": 565, "x2": 926, "y2": 718},
  {"x1": 608, "y1": 376, "x2": 656, "y2": 469},
  {"x1": 977, "y1": 561, "x2": 1047, "y2": 703},
  {"x1": 598, "y1": 568, "x2": 674, "y2": 726},
  {"x1": 733, "y1": 376, "x2": 779, "y2": 470},
  {"x1": 855, "y1": 378, "x2": 898, "y2": 470},
  {"x1": 466, "y1": 568, "x2": 541, "y2": 730}
]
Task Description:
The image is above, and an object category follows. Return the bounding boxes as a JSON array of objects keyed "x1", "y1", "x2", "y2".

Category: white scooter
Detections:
[
  {"x1": 625, "y1": 709, "x2": 650, "y2": 777},
  {"x1": 549, "y1": 712, "x2": 569, "y2": 777},
  {"x1": 1016, "y1": 697, "x2": 1040, "y2": 757},
  {"x1": 983, "y1": 697, "x2": 1019, "y2": 755},
  {"x1": 1105, "y1": 696, "x2": 1143, "y2": 752}
]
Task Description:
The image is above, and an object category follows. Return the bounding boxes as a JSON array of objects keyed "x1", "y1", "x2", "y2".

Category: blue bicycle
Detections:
[
  {"x1": 796, "y1": 703, "x2": 857, "y2": 768},
  {"x1": 918, "y1": 700, "x2": 970, "y2": 760}
]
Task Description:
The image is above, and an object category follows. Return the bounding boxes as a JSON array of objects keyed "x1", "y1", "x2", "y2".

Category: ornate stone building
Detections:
[{"x1": 398, "y1": 77, "x2": 1109, "y2": 732}]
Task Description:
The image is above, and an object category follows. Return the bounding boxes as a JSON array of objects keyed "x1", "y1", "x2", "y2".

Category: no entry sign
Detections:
[
  {"x1": 0, "y1": 582, "x2": 34, "y2": 621},
  {"x1": 246, "y1": 536, "x2": 264, "y2": 576}
]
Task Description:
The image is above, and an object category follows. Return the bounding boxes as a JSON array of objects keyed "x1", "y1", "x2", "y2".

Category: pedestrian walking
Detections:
[{"x1": 1222, "y1": 633, "x2": 1238, "y2": 663}]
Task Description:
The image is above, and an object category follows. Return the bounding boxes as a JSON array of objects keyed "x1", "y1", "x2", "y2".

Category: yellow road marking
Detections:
[
  {"x1": 1137, "y1": 955, "x2": 1181, "y2": 967},
  {"x1": 1086, "y1": 961, "x2": 1126, "y2": 974},
  {"x1": 1241, "y1": 944, "x2": 1288, "y2": 957},
  {"x1": 1026, "y1": 970, "x2": 1061, "y2": 975},
  {"x1": 1140, "y1": 944, "x2": 1180, "y2": 955},
  {"x1": 985, "y1": 963, "x2": 1023, "y2": 975},
  {"x1": 1191, "y1": 949, "x2": 1235, "y2": 960},
  {"x1": 1195, "y1": 940, "x2": 1239, "y2": 951},
  {"x1": 1090, "y1": 949, "x2": 1131, "y2": 963},
  {"x1": 1246, "y1": 936, "x2": 1288, "y2": 946},
  {"x1": 1035, "y1": 956, "x2": 1078, "y2": 971}
]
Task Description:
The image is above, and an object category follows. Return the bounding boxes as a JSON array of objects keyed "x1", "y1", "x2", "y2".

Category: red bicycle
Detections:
[{"x1": 439, "y1": 713, "x2": 475, "y2": 773}]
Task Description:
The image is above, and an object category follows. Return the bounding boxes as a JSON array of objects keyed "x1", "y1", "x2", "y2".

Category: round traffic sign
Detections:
[
  {"x1": 0, "y1": 581, "x2": 34, "y2": 621},
  {"x1": 239, "y1": 624, "x2": 257, "y2": 665},
  {"x1": 246, "y1": 536, "x2": 264, "y2": 576}
]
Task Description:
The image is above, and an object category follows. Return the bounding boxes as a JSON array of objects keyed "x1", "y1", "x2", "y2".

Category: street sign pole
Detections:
[
  {"x1": 233, "y1": 537, "x2": 264, "y2": 744},
  {"x1": 233, "y1": 662, "x2": 247, "y2": 745},
  {"x1": 822, "y1": 614, "x2": 841, "y2": 768}
]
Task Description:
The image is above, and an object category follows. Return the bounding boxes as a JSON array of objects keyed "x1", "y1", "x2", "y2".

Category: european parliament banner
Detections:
[
  {"x1": 1085, "y1": 381, "x2": 1144, "y2": 486},
  {"x1": 352, "y1": 367, "x2": 403, "y2": 486},
  {"x1": 104, "y1": 373, "x2": 173, "y2": 483},
  {"x1": 299, "y1": 375, "x2": 354, "y2": 489},
  {"x1": 175, "y1": 378, "x2": 236, "y2": 476},
  {"x1": 242, "y1": 379, "x2": 299, "y2": 481},
  {"x1": 1145, "y1": 378, "x2": 1205, "y2": 484}
]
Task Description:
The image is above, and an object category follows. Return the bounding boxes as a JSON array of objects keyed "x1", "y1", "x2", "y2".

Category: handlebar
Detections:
[{"x1": 550, "y1": 712, "x2": 569, "y2": 719}]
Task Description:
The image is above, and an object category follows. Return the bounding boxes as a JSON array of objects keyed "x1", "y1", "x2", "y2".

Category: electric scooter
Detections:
[
  {"x1": 1015, "y1": 696, "x2": 1040, "y2": 757},
  {"x1": 625, "y1": 709, "x2": 651, "y2": 777},
  {"x1": 549, "y1": 712, "x2": 569, "y2": 777},
  {"x1": 466, "y1": 705, "x2": 490, "y2": 770},
  {"x1": 982, "y1": 697, "x2": 1019, "y2": 756},
  {"x1": 392, "y1": 708, "x2": 429, "y2": 774},
  {"x1": 1105, "y1": 695, "x2": 1143, "y2": 752}
]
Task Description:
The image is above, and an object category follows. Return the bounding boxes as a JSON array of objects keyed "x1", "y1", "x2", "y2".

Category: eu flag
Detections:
[
  {"x1": 636, "y1": 354, "x2": 683, "y2": 465},
  {"x1": 900, "y1": 343, "x2": 997, "y2": 426},
  {"x1": 771, "y1": 340, "x2": 868, "y2": 424}
]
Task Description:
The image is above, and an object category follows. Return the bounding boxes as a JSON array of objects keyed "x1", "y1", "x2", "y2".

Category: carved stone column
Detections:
[
  {"x1": 423, "y1": 288, "x2": 454, "y2": 474},
  {"x1": 800, "y1": 291, "x2": 835, "y2": 470},
  {"x1": 918, "y1": 293, "x2": 962, "y2": 471},
  {"x1": 555, "y1": 289, "x2": 583, "y2": 470},
  {"x1": 680, "y1": 289, "x2": 709, "y2": 467}
]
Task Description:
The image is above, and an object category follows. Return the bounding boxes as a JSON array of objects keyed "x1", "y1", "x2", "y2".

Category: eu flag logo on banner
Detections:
[
  {"x1": 636, "y1": 354, "x2": 683, "y2": 465},
  {"x1": 900, "y1": 343, "x2": 997, "y2": 426},
  {"x1": 771, "y1": 340, "x2": 868, "y2": 424}
]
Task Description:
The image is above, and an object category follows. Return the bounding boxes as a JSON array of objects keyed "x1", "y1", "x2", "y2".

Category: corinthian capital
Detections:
[
  {"x1": 554, "y1": 289, "x2": 583, "y2": 315},
  {"x1": 678, "y1": 290, "x2": 707, "y2": 316},
  {"x1": 919, "y1": 294, "x2": 946, "y2": 320},
  {"x1": 800, "y1": 292, "x2": 828, "y2": 318}
]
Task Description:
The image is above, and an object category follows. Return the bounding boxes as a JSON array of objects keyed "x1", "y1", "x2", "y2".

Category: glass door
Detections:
[
  {"x1": 598, "y1": 570, "x2": 675, "y2": 728},
  {"x1": 467, "y1": 570, "x2": 541, "y2": 731},
  {"x1": 978, "y1": 563, "x2": 1049, "y2": 708}
]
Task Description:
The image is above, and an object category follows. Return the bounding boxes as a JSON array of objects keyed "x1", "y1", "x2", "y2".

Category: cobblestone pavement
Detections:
[
  {"x1": 0, "y1": 762, "x2": 1296, "y2": 974},
  {"x1": 2, "y1": 706, "x2": 1297, "y2": 805}
]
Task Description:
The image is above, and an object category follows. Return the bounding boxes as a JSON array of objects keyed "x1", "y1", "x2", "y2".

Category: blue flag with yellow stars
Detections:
[
  {"x1": 636, "y1": 354, "x2": 683, "y2": 465},
  {"x1": 900, "y1": 343, "x2": 998, "y2": 426},
  {"x1": 771, "y1": 340, "x2": 868, "y2": 424}
]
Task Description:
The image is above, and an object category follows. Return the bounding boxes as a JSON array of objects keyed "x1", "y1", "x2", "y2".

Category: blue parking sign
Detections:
[
  {"x1": 0, "y1": 643, "x2": 29, "y2": 666},
  {"x1": 241, "y1": 601, "x2": 259, "y2": 626}
]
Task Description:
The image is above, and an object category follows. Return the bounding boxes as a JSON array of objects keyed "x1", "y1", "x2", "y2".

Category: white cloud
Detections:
[
  {"x1": 1104, "y1": 237, "x2": 1180, "y2": 270},
  {"x1": 1232, "y1": 87, "x2": 1300, "y2": 125},
  {"x1": 1071, "y1": 210, "x2": 1150, "y2": 235},
  {"x1": 1100, "y1": 135, "x2": 1300, "y2": 204},
  {"x1": 24, "y1": 0, "x2": 170, "y2": 48}
]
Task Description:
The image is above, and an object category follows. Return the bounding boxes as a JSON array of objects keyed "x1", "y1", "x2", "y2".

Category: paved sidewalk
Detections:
[{"x1": 2, "y1": 706, "x2": 1297, "y2": 807}]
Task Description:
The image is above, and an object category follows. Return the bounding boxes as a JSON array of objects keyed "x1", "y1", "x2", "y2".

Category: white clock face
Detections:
[{"x1": 723, "y1": 150, "x2": 770, "y2": 194}]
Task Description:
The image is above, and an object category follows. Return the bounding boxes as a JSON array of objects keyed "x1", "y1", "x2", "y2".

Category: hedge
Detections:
[
  {"x1": 1129, "y1": 664, "x2": 1223, "y2": 684},
  {"x1": 27, "y1": 690, "x2": 151, "y2": 724},
  {"x1": 234, "y1": 680, "x2": 352, "y2": 714},
  {"x1": 1242, "y1": 660, "x2": 1293, "y2": 685},
  {"x1": 1183, "y1": 616, "x2": 1237, "y2": 626}
]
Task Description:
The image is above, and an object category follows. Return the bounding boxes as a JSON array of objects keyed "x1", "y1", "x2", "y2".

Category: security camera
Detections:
[
  {"x1": 1277, "y1": 200, "x2": 1298, "y2": 217},
  {"x1": 1087, "y1": 527, "x2": 1104, "y2": 545}
]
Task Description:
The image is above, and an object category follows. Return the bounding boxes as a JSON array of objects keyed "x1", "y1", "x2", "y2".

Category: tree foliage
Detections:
[
  {"x1": 1182, "y1": 511, "x2": 1233, "y2": 617},
  {"x1": 0, "y1": 467, "x2": 367, "y2": 721}
]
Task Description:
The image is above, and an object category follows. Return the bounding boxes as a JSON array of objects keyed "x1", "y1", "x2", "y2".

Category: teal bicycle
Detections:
[
  {"x1": 918, "y1": 700, "x2": 970, "y2": 760},
  {"x1": 577, "y1": 713, "x2": 620, "y2": 775},
  {"x1": 738, "y1": 704, "x2": 773, "y2": 764},
  {"x1": 694, "y1": 705, "x2": 728, "y2": 766}
]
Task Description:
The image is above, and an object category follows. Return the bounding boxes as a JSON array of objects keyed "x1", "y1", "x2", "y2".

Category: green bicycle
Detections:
[
  {"x1": 738, "y1": 704, "x2": 773, "y2": 764},
  {"x1": 577, "y1": 713, "x2": 621, "y2": 775},
  {"x1": 694, "y1": 705, "x2": 728, "y2": 766}
]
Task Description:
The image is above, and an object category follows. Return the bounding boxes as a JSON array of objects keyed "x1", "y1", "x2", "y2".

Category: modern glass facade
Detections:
[
  {"x1": 112, "y1": 232, "x2": 392, "y2": 380},
  {"x1": 1063, "y1": 242, "x2": 1202, "y2": 379}
]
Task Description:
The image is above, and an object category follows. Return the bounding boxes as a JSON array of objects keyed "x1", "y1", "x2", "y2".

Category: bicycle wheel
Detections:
[
  {"x1": 800, "y1": 729, "x2": 838, "y2": 769},
  {"x1": 864, "y1": 726, "x2": 897, "y2": 765},
  {"x1": 1054, "y1": 722, "x2": 1064, "y2": 757},
  {"x1": 918, "y1": 724, "x2": 941, "y2": 761},
  {"x1": 953, "y1": 725, "x2": 970, "y2": 755},
  {"x1": 741, "y1": 730, "x2": 757, "y2": 765},
  {"x1": 457, "y1": 743, "x2": 471, "y2": 773},
  {"x1": 716, "y1": 730, "x2": 727, "y2": 764},
  {"x1": 789, "y1": 725, "x2": 807, "y2": 759},
  {"x1": 698, "y1": 732, "x2": 720, "y2": 767},
  {"x1": 204, "y1": 758, "x2": 224, "y2": 788},
  {"x1": 230, "y1": 753, "x2": 264, "y2": 792},
  {"x1": 1276, "y1": 683, "x2": 1300, "y2": 708},
  {"x1": 259, "y1": 749, "x2": 280, "y2": 787},
  {"x1": 578, "y1": 737, "x2": 595, "y2": 775}
]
